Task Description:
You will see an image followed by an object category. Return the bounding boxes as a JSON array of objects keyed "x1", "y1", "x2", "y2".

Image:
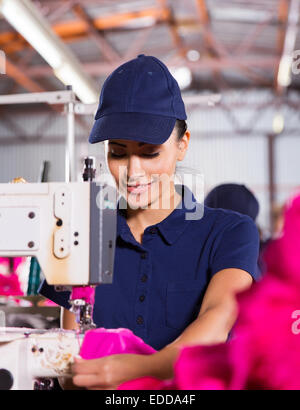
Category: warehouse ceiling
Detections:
[{"x1": 0, "y1": 0, "x2": 300, "y2": 97}]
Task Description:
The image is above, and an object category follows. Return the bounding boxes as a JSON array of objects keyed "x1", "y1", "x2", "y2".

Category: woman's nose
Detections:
[{"x1": 127, "y1": 155, "x2": 145, "y2": 180}]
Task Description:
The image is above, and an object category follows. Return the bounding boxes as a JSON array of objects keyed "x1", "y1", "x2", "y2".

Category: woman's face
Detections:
[{"x1": 106, "y1": 127, "x2": 190, "y2": 210}]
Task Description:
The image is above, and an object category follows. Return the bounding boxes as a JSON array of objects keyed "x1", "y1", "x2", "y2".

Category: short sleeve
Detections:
[
  {"x1": 38, "y1": 279, "x2": 71, "y2": 309},
  {"x1": 210, "y1": 214, "x2": 261, "y2": 281}
]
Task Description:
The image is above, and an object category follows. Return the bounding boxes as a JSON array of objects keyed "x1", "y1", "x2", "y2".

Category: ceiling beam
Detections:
[
  {"x1": 196, "y1": 0, "x2": 228, "y2": 58},
  {"x1": 122, "y1": 25, "x2": 154, "y2": 61},
  {"x1": 197, "y1": 0, "x2": 276, "y2": 87},
  {"x1": 0, "y1": 6, "x2": 170, "y2": 55},
  {"x1": 233, "y1": 14, "x2": 274, "y2": 56},
  {"x1": 24, "y1": 55, "x2": 279, "y2": 78},
  {"x1": 277, "y1": 0, "x2": 289, "y2": 55},
  {"x1": 196, "y1": 0, "x2": 232, "y2": 89},
  {"x1": 5, "y1": 57, "x2": 45, "y2": 93},
  {"x1": 71, "y1": 3, "x2": 121, "y2": 63},
  {"x1": 157, "y1": 0, "x2": 187, "y2": 58}
]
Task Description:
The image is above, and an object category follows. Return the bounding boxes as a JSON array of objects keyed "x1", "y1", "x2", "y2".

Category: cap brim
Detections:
[{"x1": 88, "y1": 112, "x2": 176, "y2": 145}]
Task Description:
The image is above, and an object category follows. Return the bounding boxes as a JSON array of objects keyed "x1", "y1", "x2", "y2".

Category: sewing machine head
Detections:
[
  {"x1": 0, "y1": 180, "x2": 117, "y2": 332},
  {"x1": 0, "y1": 181, "x2": 116, "y2": 286}
]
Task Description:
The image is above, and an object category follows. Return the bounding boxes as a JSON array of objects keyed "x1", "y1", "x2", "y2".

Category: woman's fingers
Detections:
[
  {"x1": 72, "y1": 354, "x2": 151, "y2": 389},
  {"x1": 73, "y1": 373, "x2": 105, "y2": 388},
  {"x1": 72, "y1": 357, "x2": 105, "y2": 374},
  {"x1": 72, "y1": 357, "x2": 115, "y2": 387}
]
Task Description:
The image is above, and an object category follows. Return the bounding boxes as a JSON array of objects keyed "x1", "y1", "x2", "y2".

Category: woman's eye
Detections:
[
  {"x1": 109, "y1": 151, "x2": 160, "y2": 159},
  {"x1": 109, "y1": 152, "x2": 126, "y2": 158},
  {"x1": 142, "y1": 152, "x2": 160, "y2": 158}
]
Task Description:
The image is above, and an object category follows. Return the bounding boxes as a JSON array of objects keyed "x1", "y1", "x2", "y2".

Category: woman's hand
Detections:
[{"x1": 71, "y1": 353, "x2": 163, "y2": 390}]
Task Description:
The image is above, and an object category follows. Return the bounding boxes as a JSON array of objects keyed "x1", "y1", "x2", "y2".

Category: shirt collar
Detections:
[
  {"x1": 116, "y1": 185, "x2": 203, "y2": 246},
  {"x1": 117, "y1": 200, "x2": 138, "y2": 247},
  {"x1": 156, "y1": 185, "x2": 203, "y2": 244}
]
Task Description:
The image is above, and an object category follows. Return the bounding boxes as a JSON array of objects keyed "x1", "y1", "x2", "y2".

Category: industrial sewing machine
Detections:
[{"x1": 0, "y1": 159, "x2": 117, "y2": 389}]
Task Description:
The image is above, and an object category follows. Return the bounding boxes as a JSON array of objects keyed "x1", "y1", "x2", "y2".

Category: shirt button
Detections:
[
  {"x1": 149, "y1": 227, "x2": 156, "y2": 234},
  {"x1": 141, "y1": 253, "x2": 147, "y2": 259},
  {"x1": 141, "y1": 274, "x2": 148, "y2": 283},
  {"x1": 139, "y1": 295, "x2": 145, "y2": 302},
  {"x1": 136, "y1": 315, "x2": 144, "y2": 325}
]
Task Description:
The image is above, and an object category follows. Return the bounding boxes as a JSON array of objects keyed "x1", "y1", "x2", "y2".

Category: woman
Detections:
[{"x1": 39, "y1": 54, "x2": 260, "y2": 389}]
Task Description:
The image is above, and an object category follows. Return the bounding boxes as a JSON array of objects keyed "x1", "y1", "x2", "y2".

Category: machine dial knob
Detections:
[{"x1": 0, "y1": 368, "x2": 14, "y2": 390}]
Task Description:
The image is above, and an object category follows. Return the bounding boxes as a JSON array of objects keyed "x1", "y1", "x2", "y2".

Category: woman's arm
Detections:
[
  {"x1": 72, "y1": 268, "x2": 254, "y2": 389},
  {"x1": 147, "y1": 267, "x2": 253, "y2": 379},
  {"x1": 173, "y1": 267, "x2": 252, "y2": 345}
]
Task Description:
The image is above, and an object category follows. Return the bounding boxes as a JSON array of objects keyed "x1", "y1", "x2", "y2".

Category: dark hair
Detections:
[{"x1": 175, "y1": 119, "x2": 187, "y2": 140}]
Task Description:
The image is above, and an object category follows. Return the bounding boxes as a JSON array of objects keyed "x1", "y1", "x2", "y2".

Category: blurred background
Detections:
[{"x1": 0, "y1": 0, "x2": 299, "y2": 239}]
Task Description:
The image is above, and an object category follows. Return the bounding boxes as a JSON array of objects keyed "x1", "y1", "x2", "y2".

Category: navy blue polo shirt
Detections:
[{"x1": 39, "y1": 186, "x2": 260, "y2": 350}]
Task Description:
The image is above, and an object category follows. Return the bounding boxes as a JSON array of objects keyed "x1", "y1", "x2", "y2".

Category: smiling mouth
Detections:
[{"x1": 126, "y1": 181, "x2": 153, "y2": 194}]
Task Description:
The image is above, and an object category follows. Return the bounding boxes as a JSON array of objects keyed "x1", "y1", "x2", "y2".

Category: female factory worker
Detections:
[{"x1": 39, "y1": 55, "x2": 260, "y2": 389}]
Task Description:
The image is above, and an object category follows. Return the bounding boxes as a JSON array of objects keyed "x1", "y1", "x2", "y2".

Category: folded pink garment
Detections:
[{"x1": 80, "y1": 328, "x2": 156, "y2": 360}]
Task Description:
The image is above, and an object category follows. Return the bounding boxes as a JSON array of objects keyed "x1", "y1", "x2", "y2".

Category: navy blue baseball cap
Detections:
[
  {"x1": 88, "y1": 54, "x2": 187, "y2": 145},
  {"x1": 205, "y1": 183, "x2": 260, "y2": 221}
]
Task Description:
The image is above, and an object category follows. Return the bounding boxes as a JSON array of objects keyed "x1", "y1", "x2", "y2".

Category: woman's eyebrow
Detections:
[
  {"x1": 109, "y1": 142, "x2": 127, "y2": 147},
  {"x1": 109, "y1": 142, "x2": 149, "y2": 147}
]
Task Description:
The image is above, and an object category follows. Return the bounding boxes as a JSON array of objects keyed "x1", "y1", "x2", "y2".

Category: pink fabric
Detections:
[
  {"x1": 0, "y1": 273, "x2": 23, "y2": 296},
  {"x1": 119, "y1": 377, "x2": 175, "y2": 390},
  {"x1": 0, "y1": 257, "x2": 24, "y2": 270},
  {"x1": 0, "y1": 257, "x2": 24, "y2": 296},
  {"x1": 71, "y1": 286, "x2": 95, "y2": 305},
  {"x1": 0, "y1": 257, "x2": 24, "y2": 272},
  {"x1": 80, "y1": 328, "x2": 156, "y2": 360},
  {"x1": 119, "y1": 191, "x2": 300, "y2": 390}
]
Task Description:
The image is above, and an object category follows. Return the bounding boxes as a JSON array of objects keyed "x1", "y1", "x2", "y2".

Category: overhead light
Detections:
[
  {"x1": 186, "y1": 50, "x2": 200, "y2": 62},
  {"x1": 54, "y1": 62, "x2": 99, "y2": 105},
  {"x1": 171, "y1": 67, "x2": 192, "y2": 90},
  {"x1": 0, "y1": 0, "x2": 99, "y2": 103},
  {"x1": 272, "y1": 112, "x2": 285, "y2": 134},
  {"x1": 277, "y1": 55, "x2": 292, "y2": 87}
]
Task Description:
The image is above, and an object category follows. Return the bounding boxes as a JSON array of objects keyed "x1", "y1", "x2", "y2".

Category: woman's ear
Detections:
[{"x1": 177, "y1": 130, "x2": 190, "y2": 161}]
